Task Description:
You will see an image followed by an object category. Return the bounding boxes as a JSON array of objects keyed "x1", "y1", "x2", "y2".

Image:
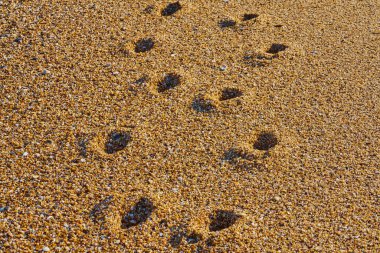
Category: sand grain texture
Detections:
[{"x1": 1, "y1": 0, "x2": 379, "y2": 252}]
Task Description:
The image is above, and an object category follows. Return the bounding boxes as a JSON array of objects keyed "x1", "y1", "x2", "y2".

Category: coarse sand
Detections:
[{"x1": 1, "y1": 0, "x2": 379, "y2": 252}]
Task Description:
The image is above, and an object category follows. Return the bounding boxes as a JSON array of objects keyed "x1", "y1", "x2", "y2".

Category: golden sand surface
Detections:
[{"x1": 1, "y1": 0, "x2": 379, "y2": 252}]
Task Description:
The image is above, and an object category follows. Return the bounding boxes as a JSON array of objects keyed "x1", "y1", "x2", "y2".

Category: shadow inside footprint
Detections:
[
  {"x1": 134, "y1": 75, "x2": 149, "y2": 85},
  {"x1": 105, "y1": 131, "x2": 131, "y2": 154},
  {"x1": 219, "y1": 19, "x2": 236, "y2": 28},
  {"x1": 192, "y1": 97, "x2": 216, "y2": 112},
  {"x1": 220, "y1": 88, "x2": 242, "y2": 101},
  {"x1": 161, "y1": 2, "x2": 182, "y2": 16},
  {"x1": 186, "y1": 232, "x2": 202, "y2": 244},
  {"x1": 144, "y1": 5, "x2": 155, "y2": 13},
  {"x1": 243, "y1": 14, "x2": 258, "y2": 21},
  {"x1": 158, "y1": 73, "x2": 181, "y2": 92},
  {"x1": 243, "y1": 53, "x2": 276, "y2": 67},
  {"x1": 253, "y1": 132, "x2": 278, "y2": 150},
  {"x1": 223, "y1": 148, "x2": 254, "y2": 162},
  {"x1": 76, "y1": 134, "x2": 91, "y2": 158},
  {"x1": 135, "y1": 38, "x2": 154, "y2": 53},
  {"x1": 90, "y1": 196, "x2": 114, "y2": 221},
  {"x1": 267, "y1": 43, "x2": 288, "y2": 54},
  {"x1": 209, "y1": 210, "x2": 241, "y2": 231},
  {"x1": 169, "y1": 226, "x2": 186, "y2": 248},
  {"x1": 121, "y1": 198, "x2": 155, "y2": 228}
]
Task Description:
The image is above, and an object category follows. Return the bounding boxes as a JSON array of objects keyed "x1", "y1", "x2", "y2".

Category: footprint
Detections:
[
  {"x1": 219, "y1": 19, "x2": 236, "y2": 28},
  {"x1": 75, "y1": 134, "x2": 91, "y2": 158},
  {"x1": 134, "y1": 75, "x2": 149, "y2": 85},
  {"x1": 223, "y1": 147, "x2": 254, "y2": 162},
  {"x1": 161, "y1": 2, "x2": 182, "y2": 16},
  {"x1": 243, "y1": 53, "x2": 275, "y2": 67},
  {"x1": 144, "y1": 5, "x2": 155, "y2": 14},
  {"x1": 223, "y1": 132, "x2": 279, "y2": 167},
  {"x1": 169, "y1": 225, "x2": 203, "y2": 247},
  {"x1": 135, "y1": 38, "x2": 154, "y2": 53},
  {"x1": 186, "y1": 231, "x2": 202, "y2": 244},
  {"x1": 267, "y1": 43, "x2": 288, "y2": 54},
  {"x1": 90, "y1": 195, "x2": 114, "y2": 222},
  {"x1": 209, "y1": 210, "x2": 241, "y2": 232},
  {"x1": 121, "y1": 197, "x2": 155, "y2": 228},
  {"x1": 242, "y1": 14, "x2": 258, "y2": 21},
  {"x1": 105, "y1": 131, "x2": 131, "y2": 154},
  {"x1": 157, "y1": 73, "x2": 181, "y2": 92},
  {"x1": 205, "y1": 236, "x2": 216, "y2": 247},
  {"x1": 192, "y1": 96, "x2": 217, "y2": 113},
  {"x1": 169, "y1": 225, "x2": 187, "y2": 247},
  {"x1": 219, "y1": 88, "x2": 243, "y2": 101},
  {"x1": 253, "y1": 132, "x2": 278, "y2": 151}
]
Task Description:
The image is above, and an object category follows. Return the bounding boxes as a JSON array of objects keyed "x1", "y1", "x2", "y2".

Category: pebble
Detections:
[
  {"x1": 42, "y1": 246, "x2": 50, "y2": 252},
  {"x1": 274, "y1": 196, "x2": 281, "y2": 201},
  {"x1": 22, "y1": 152, "x2": 28, "y2": 157},
  {"x1": 41, "y1": 69, "x2": 50, "y2": 75},
  {"x1": 220, "y1": 65, "x2": 227, "y2": 71}
]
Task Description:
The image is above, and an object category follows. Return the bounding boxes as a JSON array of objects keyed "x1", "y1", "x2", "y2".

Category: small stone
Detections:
[
  {"x1": 220, "y1": 65, "x2": 227, "y2": 71},
  {"x1": 274, "y1": 196, "x2": 281, "y2": 201},
  {"x1": 42, "y1": 246, "x2": 50, "y2": 252},
  {"x1": 22, "y1": 152, "x2": 28, "y2": 157},
  {"x1": 41, "y1": 69, "x2": 50, "y2": 75}
]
